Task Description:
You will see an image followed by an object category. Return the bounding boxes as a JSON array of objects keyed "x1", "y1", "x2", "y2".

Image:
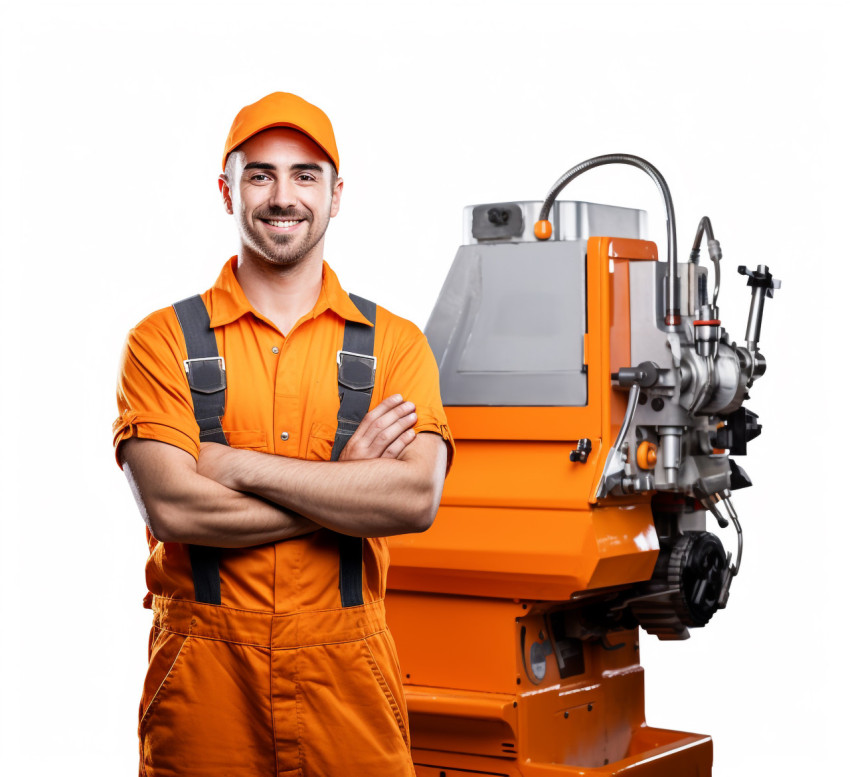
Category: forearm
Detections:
[
  {"x1": 221, "y1": 437, "x2": 446, "y2": 537},
  {"x1": 149, "y1": 474, "x2": 319, "y2": 547},
  {"x1": 121, "y1": 438, "x2": 320, "y2": 548}
]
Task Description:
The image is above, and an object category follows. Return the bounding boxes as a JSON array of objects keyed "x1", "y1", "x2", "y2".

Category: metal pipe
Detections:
[
  {"x1": 657, "y1": 425, "x2": 683, "y2": 487},
  {"x1": 739, "y1": 263, "x2": 780, "y2": 355},
  {"x1": 537, "y1": 154, "x2": 679, "y2": 328},
  {"x1": 612, "y1": 383, "x2": 641, "y2": 455},
  {"x1": 745, "y1": 265, "x2": 769, "y2": 350},
  {"x1": 721, "y1": 494, "x2": 743, "y2": 576}
]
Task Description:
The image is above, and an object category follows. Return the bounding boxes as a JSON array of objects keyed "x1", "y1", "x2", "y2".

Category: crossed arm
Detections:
[{"x1": 120, "y1": 395, "x2": 447, "y2": 547}]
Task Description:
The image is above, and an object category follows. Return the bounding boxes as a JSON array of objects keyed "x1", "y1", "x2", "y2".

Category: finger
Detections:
[
  {"x1": 382, "y1": 428, "x2": 417, "y2": 459},
  {"x1": 363, "y1": 394, "x2": 406, "y2": 423},
  {"x1": 340, "y1": 408, "x2": 417, "y2": 461},
  {"x1": 348, "y1": 395, "x2": 404, "y2": 446},
  {"x1": 370, "y1": 411, "x2": 417, "y2": 456},
  {"x1": 357, "y1": 399, "x2": 416, "y2": 447}
]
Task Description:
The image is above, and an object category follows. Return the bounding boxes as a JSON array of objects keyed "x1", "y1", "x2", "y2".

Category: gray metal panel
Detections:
[
  {"x1": 425, "y1": 240, "x2": 587, "y2": 407},
  {"x1": 462, "y1": 200, "x2": 646, "y2": 245},
  {"x1": 556, "y1": 201, "x2": 647, "y2": 242}
]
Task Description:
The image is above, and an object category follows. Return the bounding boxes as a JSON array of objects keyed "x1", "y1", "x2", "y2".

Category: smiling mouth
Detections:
[{"x1": 261, "y1": 218, "x2": 305, "y2": 230}]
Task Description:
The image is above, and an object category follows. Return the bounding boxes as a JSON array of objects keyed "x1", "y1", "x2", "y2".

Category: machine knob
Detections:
[
  {"x1": 570, "y1": 438, "x2": 592, "y2": 463},
  {"x1": 487, "y1": 207, "x2": 510, "y2": 226}
]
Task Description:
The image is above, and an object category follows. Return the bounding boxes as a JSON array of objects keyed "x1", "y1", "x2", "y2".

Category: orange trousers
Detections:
[{"x1": 139, "y1": 597, "x2": 415, "y2": 776}]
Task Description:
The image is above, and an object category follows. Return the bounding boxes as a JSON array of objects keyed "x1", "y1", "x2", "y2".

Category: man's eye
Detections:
[
  {"x1": 250, "y1": 173, "x2": 271, "y2": 182},
  {"x1": 297, "y1": 174, "x2": 316, "y2": 182}
]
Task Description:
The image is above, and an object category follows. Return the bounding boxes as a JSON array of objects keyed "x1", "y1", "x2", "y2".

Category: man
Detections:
[{"x1": 114, "y1": 92, "x2": 453, "y2": 777}]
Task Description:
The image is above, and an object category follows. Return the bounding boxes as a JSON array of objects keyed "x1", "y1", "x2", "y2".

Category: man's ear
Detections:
[
  {"x1": 330, "y1": 176, "x2": 344, "y2": 218},
  {"x1": 219, "y1": 175, "x2": 234, "y2": 215}
]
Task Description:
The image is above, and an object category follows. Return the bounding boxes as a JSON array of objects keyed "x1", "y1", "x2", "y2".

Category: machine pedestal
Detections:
[{"x1": 387, "y1": 591, "x2": 712, "y2": 776}]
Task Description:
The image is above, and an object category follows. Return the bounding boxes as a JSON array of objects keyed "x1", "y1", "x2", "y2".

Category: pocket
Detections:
[
  {"x1": 306, "y1": 421, "x2": 337, "y2": 461},
  {"x1": 139, "y1": 628, "x2": 191, "y2": 736},
  {"x1": 223, "y1": 430, "x2": 267, "y2": 450},
  {"x1": 364, "y1": 630, "x2": 410, "y2": 748}
]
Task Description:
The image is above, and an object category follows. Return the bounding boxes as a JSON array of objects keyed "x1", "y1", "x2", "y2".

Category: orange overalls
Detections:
[{"x1": 114, "y1": 258, "x2": 454, "y2": 776}]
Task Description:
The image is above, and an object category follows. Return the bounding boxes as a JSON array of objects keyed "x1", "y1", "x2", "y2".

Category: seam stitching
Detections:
[
  {"x1": 364, "y1": 632, "x2": 409, "y2": 747},
  {"x1": 139, "y1": 633, "x2": 190, "y2": 733}
]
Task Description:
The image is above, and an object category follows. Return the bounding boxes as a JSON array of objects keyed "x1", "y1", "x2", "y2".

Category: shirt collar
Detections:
[{"x1": 208, "y1": 257, "x2": 373, "y2": 329}]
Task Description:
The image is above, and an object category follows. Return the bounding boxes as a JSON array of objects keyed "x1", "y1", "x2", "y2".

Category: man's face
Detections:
[{"x1": 219, "y1": 128, "x2": 342, "y2": 268}]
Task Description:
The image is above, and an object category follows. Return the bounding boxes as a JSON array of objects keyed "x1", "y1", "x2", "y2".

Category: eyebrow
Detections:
[
  {"x1": 291, "y1": 163, "x2": 324, "y2": 174},
  {"x1": 243, "y1": 162, "x2": 325, "y2": 174}
]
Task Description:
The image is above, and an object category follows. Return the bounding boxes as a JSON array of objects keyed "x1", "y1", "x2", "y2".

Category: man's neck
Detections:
[{"x1": 234, "y1": 248, "x2": 325, "y2": 336}]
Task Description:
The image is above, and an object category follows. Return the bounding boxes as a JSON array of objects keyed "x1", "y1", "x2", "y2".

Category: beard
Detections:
[{"x1": 240, "y1": 206, "x2": 331, "y2": 267}]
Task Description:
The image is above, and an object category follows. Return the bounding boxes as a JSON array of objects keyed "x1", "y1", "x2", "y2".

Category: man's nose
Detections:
[{"x1": 268, "y1": 179, "x2": 298, "y2": 210}]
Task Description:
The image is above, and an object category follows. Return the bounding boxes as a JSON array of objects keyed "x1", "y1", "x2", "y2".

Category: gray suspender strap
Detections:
[
  {"x1": 173, "y1": 295, "x2": 228, "y2": 445},
  {"x1": 171, "y1": 292, "x2": 375, "y2": 609},
  {"x1": 172, "y1": 294, "x2": 226, "y2": 606},
  {"x1": 331, "y1": 294, "x2": 377, "y2": 608}
]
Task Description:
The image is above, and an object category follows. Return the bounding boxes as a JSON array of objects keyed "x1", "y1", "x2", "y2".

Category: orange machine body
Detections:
[{"x1": 387, "y1": 236, "x2": 712, "y2": 775}]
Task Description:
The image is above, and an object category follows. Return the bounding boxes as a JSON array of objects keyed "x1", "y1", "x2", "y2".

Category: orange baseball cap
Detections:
[{"x1": 222, "y1": 92, "x2": 339, "y2": 172}]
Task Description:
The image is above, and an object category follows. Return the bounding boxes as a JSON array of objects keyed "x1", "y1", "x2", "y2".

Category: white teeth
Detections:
[{"x1": 268, "y1": 219, "x2": 300, "y2": 228}]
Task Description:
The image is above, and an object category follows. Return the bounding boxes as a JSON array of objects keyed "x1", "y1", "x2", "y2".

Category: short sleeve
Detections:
[
  {"x1": 113, "y1": 309, "x2": 200, "y2": 467},
  {"x1": 378, "y1": 314, "x2": 455, "y2": 473}
]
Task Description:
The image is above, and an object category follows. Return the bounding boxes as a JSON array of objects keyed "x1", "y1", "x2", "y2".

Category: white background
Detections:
[{"x1": 0, "y1": 0, "x2": 845, "y2": 773}]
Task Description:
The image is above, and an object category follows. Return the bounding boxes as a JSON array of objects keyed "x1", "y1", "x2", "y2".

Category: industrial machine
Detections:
[{"x1": 385, "y1": 155, "x2": 779, "y2": 775}]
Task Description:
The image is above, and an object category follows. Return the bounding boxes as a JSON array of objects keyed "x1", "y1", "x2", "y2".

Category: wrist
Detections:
[{"x1": 230, "y1": 448, "x2": 258, "y2": 492}]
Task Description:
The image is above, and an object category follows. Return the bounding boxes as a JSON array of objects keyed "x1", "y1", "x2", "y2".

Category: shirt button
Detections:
[
  {"x1": 280, "y1": 431, "x2": 289, "y2": 441},
  {"x1": 272, "y1": 346, "x2": 280, "y2": 354}
]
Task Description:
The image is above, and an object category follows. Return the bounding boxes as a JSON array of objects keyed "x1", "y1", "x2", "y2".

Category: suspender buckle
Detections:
[
  {"x1": 336, "y1": 350, "x2": 377, "y2": 392},
  {"x1": 183, "y1": 356, "x2": 226, "y2": 394},
  {"x1": 183, "y1": 356, "x2": 226, "y2": 373},
  {"x1": 336, "y1": 350, "x2": 376, "y2": 368}
]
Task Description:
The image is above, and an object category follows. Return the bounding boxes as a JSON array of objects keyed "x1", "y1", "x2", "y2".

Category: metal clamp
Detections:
[
  {"x1": 183, "y1": 356, "x2": 225, "y2": 374},
  {"x1": 337, "y1": 350, "x2": 377, "y2": 369}
]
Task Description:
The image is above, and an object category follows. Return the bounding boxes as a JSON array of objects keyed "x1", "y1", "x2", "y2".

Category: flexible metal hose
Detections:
[
  {"x1": 538, "y1": 154, "x2": 679, "y2": 326},
  {"x1": 690, "y1": 216, "x2": 721, "y2": 308},
  {"x1": 690, "y1": 215, "x2": 715, "y2": 250}
]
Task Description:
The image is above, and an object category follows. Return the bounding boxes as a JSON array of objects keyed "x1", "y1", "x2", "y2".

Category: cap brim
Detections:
[{"x1": 222, "y1": 122, "x2": 338, "y2": 171}]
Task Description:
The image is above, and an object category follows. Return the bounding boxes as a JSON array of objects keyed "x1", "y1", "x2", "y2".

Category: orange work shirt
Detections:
[{"x1": 113, "y1": 257, "x2": 454, "y2": 614}]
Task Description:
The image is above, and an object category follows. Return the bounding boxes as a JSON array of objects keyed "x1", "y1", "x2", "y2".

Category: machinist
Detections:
[{"x1": 113, "y1": 91, "x2": 453, "y2": 776}]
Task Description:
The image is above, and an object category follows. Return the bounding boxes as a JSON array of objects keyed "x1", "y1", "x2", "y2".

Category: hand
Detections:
[
  {"x1": 339, "y1": 394, "x2": 418, "y2": 462},
  {"x1": 198, "y1": 442, "x2": 241, "y2": 489}
]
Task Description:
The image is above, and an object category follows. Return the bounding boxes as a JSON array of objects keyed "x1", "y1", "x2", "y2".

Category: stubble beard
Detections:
[{"x1": 240, "y1": 208, "x2": 331, "y2": 268}]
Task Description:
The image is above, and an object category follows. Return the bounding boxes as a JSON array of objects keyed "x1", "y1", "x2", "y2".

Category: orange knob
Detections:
[
  {"x1": 534, "y1": 219, "x2": 553, "y2": 240},
  {"x1": 636, "y1": 441, "x2": 657, "y2": 470}
]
